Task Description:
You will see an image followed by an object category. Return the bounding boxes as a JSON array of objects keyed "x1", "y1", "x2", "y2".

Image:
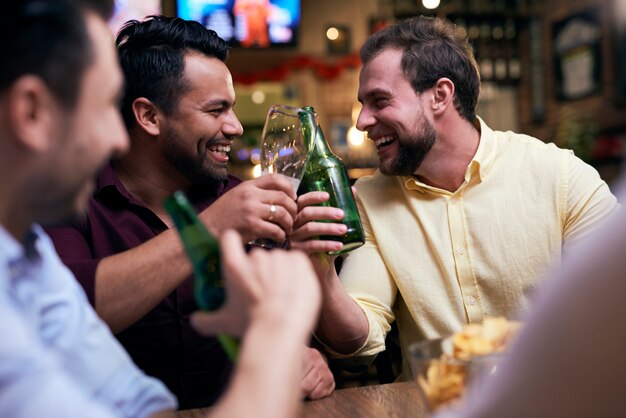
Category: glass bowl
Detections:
[{"x1": 409, "y1": 337, "x2": 506, "y2": 412}]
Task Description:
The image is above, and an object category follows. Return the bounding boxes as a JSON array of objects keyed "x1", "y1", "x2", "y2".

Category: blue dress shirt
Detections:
[{"x1": 0, "y1": 224, "x2": 177, "y2": 417}]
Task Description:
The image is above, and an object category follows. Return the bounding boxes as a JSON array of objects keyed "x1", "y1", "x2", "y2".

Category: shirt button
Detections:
[
  {"x1": 469, "y1": 297, "x2": 476, "y2": 305},
  {"x1": 457, "y1": 246, "x2": 465, "y2": 255}
]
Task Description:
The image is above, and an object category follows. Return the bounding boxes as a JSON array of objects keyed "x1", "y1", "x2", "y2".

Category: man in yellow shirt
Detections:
[{"x1": 292, "y1": 16, "x2": 618, "y2": 380}]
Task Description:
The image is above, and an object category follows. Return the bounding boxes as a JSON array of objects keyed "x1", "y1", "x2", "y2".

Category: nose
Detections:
[
  {"x1": 355, "y1": 106, "x2": 374, "y2": 133},
  {"x1": 223, "y1": 109, "x2": 244, "y2": 137}
]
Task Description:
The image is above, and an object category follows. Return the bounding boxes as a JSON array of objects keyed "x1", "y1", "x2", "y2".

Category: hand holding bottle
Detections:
[
  {"x1": 190, "y1": 230, "x2": 322, "y2": 339},
  {"x1": 295, "y1": 106, "x2": 364, "y2": 255},
  {"x1": 164, "y1": 191, "x2": 238, "y2": 360},
  {"x1": 290, "y1": 190, "x2": 350, "y2": 254}
]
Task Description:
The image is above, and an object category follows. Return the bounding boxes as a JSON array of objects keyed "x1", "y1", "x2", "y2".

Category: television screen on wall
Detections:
[
  {"x1": 176, "y1": 0, "x2": 300, "y2": 48},
  {"x1": 108, "y1": 0, "x2": 162, "y2": 36}
]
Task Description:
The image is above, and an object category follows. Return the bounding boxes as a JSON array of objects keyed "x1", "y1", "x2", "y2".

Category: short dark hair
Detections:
[
  {"x1": 0, "y1": 0, "x2": 114, "y2": 109},
  {"x1": 116, "y1": 15, "x2": 231, "y2": 128},
  {"x1": 360, "y1": 16, "x2": 480, "y2": 122}
]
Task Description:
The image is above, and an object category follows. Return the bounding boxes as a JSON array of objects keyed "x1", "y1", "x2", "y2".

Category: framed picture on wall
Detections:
[
  {"x1": 329, "y1": 117, "x2": 351, "y2": 152},
  {"x1": 552, "y1": 8, "x2": 603, "y2": 101}
]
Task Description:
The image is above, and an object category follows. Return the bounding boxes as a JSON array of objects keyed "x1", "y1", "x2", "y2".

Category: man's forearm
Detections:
[
  {"x1": 94, "y1": 228, "x2": 192, "y2": 333},
  {"x1": 208, "y1": 314, "x2": 310, "y2": 418},
  {"x1": 313, "y1": 255, "x2": 369, "y2": 354}
]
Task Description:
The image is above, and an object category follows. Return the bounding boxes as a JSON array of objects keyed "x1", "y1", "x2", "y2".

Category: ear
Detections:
[
  {"x1": 132, "y1": 97, "x2": 161, "y2": 136},
  {"x1": 6, "y1": 75, "x2": 58, "y2": 152},
  {"x1": 431, "y1": 77, "x2": 455, "y2": 116}
]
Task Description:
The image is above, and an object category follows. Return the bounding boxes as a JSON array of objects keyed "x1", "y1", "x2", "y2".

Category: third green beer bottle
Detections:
[
  {"x1": 298, "y1": 106, "x2": 365, "y2": 255},
  {"x1": 163, "y1": 191, "x2": 238, "y2": 361}
]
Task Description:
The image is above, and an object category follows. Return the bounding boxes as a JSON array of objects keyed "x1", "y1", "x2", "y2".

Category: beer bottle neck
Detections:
[
  {"x1": 301, "y1": 106, "x2": 333, "y2": 157},
  {"x1": 311, "y1": 126, "x2": 333, "y2": 157}
]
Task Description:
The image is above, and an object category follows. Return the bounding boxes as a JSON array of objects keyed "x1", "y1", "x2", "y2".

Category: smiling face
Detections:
[
  {"x1": 159, "y1": 52, "x2": 243, "y2": 186},
  {"x1": 357, "y1": 48, "x2": 436, "y2": 176}
]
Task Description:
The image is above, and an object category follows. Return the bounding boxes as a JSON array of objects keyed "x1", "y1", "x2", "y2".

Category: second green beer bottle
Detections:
[
  {"x1": 298, "y1": 106, "x2": 365, "y2": 255},
  {"x1": 163, "y1": 191, "x2": 238, "y2": 361}
]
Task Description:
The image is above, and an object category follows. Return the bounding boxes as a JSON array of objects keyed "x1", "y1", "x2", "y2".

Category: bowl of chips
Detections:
[{"x1": 408, "y1": 317, "x2": 521, "y2": 412}]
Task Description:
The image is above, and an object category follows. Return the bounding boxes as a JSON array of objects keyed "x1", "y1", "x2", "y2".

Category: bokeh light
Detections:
[
  {"x1": 422, "y1": 0, "x2": 440, "y2": 10},
  {"x1": 326, "y1": 27, "x2": 339, "y2": 40}
]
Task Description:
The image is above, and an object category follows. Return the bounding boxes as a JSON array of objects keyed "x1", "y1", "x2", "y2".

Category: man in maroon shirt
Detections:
[{"x1": 45, "y1": 15, "x2": 334, "y2": 410}]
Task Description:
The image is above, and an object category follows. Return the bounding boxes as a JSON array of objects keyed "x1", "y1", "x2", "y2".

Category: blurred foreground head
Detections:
[
  {"x1": 0, "y1": 0, "x2": 128, "y2": 237},
  {"x1": 0, "y1": 0, "x2": 114, "y2": 108}
]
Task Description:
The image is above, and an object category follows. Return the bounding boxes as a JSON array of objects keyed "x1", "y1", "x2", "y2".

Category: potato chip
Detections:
[{"x1": 414, "y1": 317, "x2": 522, "y2": 411}]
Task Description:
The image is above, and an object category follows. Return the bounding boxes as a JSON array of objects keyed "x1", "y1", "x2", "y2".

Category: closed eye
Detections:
[{"x1": 373, "y1": 97, "x2": 390, "y2": 109}]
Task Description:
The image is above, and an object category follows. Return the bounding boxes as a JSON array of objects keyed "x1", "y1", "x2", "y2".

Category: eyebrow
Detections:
[
  {"x1": 202, "y1": 99, "x2": 234, "y2": 109},
  {"x1": 358, "y1": 87, "x2": 392, "y2": 104}
]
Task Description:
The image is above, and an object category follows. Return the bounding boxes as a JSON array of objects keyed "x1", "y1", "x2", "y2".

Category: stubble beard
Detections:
[
  {"x1": 163, "y1": 129, "x2": 229, "y2": 186},
  {"x1": 379, "y1": 117, "x2": 436, "y2": 176}
]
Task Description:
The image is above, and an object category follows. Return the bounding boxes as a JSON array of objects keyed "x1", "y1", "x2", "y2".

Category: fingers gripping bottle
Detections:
[{"x1": 298, "y1": 106, "x2": 365, "y2": 255}]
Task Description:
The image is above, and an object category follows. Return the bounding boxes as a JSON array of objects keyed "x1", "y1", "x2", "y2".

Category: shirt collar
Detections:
[
  {"x1": 0, "y1": 224, "x2": 42, "y2": 268},
  {"x1": 471, "y1": 116, "x2": 497, "y2": 182},
  {"x1": 403, "y1": 116, "x2": 497, "y2": 193},
  {"x1": 96, "y1": 162, "x2": 128, "y2": 198}
]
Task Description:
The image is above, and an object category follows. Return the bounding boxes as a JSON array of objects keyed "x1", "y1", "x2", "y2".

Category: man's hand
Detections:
[
  {"x1": 200, "y1": 174, "x2": 298, "y2": 244},
  {"x1": 290, "y1": 191, "x2": 348, "y2": 254},
  {"x1": 301, "y1": 347, "x2": 335, "y2": 400},
  {"x1": 190, "y1": 230, "x2": 321, "y2": 338},
  {"x1": 192, "y1": 230, "x2": 323, "y2": 418}
]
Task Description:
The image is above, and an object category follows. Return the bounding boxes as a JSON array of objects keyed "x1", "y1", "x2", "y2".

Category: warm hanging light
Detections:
[
  {"x1": 347, "y1": 126, "x2": 365, "y2": 147},
  {"x1": 422, "y1": 0, "x2": 440, "y2": 9},
  {"x1": 251, "y1": 90, "x2": 266, "y2": 104},
  {"x1": 252, "y1": 164, "x2": 262, "y2": 178},
  {"x1": 326, "y1": 27, "x2": 339, "y2": 41}
]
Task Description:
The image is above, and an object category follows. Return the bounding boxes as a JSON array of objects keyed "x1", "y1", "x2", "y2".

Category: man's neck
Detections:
[
  {"x1": 415, "y1": 117, "x2": 480, "y2": 192},
  {"x1": 112, "y1": 157, "x2": 188, "y2": 222},
  {"x1": 0, "y1": 175, "x2": 33, "y2": 242},
  {"x1": 0, "y1": 205, "x2": 33, "y2": 242}
]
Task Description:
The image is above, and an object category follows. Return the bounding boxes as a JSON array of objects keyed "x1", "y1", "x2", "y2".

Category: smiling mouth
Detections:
[
  {"x1": 207, "y1": 144, "x2": 231, "y2": 162},
  {"x1": 373, "y1": 135, "x2": 396, "y2": 150},
  {"x1": 208, "y1": 144, "x2": 231, "y2": 153}
]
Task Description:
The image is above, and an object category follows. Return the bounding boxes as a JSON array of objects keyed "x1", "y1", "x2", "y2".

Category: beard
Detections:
[
  {"x1": 379, "y1": 116, "x2": 436, "y2": 176},
  {"x1": 162, "y1": 125, "x2": 229, "y2": 186},
  {"x1": 36, "y1": 174, "x2": 95, "y2": 228}
]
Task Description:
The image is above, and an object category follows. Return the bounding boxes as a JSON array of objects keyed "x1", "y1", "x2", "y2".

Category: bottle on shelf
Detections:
[{"x1": 478, "y1": 21, "x2": 494, "y2": 81}]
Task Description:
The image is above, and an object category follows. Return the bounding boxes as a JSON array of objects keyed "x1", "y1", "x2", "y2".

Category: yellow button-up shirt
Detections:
[{"x1": 338, "y1": 118, "x2": 618, "y2": 378}]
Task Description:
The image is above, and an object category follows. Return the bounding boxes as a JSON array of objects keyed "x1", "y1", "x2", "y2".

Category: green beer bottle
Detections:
[
  {"x1": 163, "y1": 191, "x2": 238, "y2": 361},
  {"x1": 298, "y1": 106, "x2": 365, "y2": 255}
]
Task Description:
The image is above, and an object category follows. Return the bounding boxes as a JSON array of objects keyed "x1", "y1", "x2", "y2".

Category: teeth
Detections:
[
  {"x1": 373, "y1": 135, "x2": 395, "y2": 148},
  {"x1": 209, "y1": 145, "x2": 231, "y2": 153}
]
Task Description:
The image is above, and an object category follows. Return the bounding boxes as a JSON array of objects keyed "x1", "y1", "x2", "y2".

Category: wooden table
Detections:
[{"x1": 178, "y1": 381, "x2": 428, "y2": 418}]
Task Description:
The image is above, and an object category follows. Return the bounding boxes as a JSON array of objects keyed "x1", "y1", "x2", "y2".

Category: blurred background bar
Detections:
[{"x1": 109, "y1": 0, "x2": 626, "y2": 190}]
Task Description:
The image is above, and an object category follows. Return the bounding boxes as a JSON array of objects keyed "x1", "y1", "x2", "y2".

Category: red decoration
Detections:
[{"x1": 232, "y1": 52, "x2": 361, "y2": 85}]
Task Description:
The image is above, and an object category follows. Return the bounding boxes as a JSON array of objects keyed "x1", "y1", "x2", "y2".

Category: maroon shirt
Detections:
[{"x1": 45, "y1": 163, "x2": 242, "y2": 409}]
